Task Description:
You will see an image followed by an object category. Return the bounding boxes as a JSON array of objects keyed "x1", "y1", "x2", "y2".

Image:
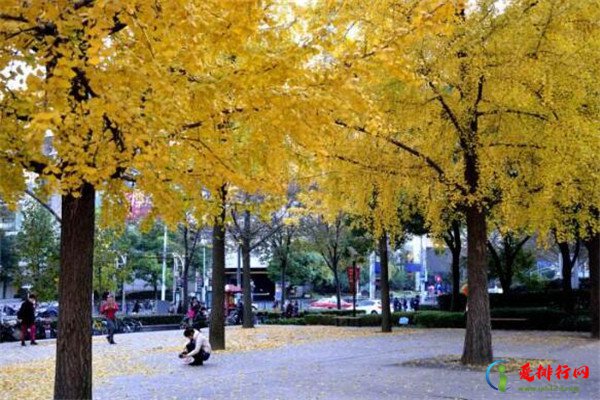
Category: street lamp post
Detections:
[
  {"x1": 161, "y1": 225, "x2": 167, "y2": 301},
  {"x1": 115, "y1": 255, "x2": 127, "y2": 313},
  {"x1": 201, "y1": 239, "x2": 207, "y2": 305},
  {"x1": 172, "y1": 253, "x2": 184, "y2": 305}
]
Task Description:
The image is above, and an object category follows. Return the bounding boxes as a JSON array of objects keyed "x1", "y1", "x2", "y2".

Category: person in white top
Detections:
[{"x1": 179, "y1": 327, "x2": 211, "y2": 366}]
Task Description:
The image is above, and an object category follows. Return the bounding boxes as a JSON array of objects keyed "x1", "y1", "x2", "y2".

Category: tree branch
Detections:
[
  {"x1": 24, "y1": 189, "x2": 62, "y2": 224},
  {"x1": 428, "y1": 81, "x2": 465, "y2": 136},
  {"x1": 477, "y1": 109, "x2": 548, "y2": 121},
  {"x1": 571, "y1": 240, "x2": 581, "y2": 266},
  {"x1": 334, "y1": 120, "x2": 467, "y2": 196},
  {"x1": 487, "y1": 142, "x2": 545, "y2": 149},
  {"x1": 0, "y1": 13, "x2": 29, "y2": 23}
]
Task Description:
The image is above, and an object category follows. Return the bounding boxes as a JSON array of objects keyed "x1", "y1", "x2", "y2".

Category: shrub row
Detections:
[
  {"x1": 294, "y1": 309, "x2": 590, "y2": 331},
  {"x1": 124, "y1": 314, "x2": 183, "y2": 325},
  {"x1": 262, "y1": 318, "x2": 306, "y2": 325},
  {"x1": 437, "y1": 290, "x2": 591, "y2": 312},
  {"x1": 303, "y1": 309, "x2": 367, "y2": 316}
]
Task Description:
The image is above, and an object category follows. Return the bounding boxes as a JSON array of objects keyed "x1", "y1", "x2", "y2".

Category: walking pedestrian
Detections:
[
  {"x1": 17, "y1": 293, "x2": 37, "y2": 346},
  {"x1": 236, "y1": 299, "x2": 244, "y2": 324},
  {"x1": 100, "y1": 293, "x2": 119, "y2": 344}
]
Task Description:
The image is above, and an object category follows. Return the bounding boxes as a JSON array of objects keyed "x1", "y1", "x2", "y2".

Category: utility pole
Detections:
[
  {"x1": 369, "y1": 251, "x2": 376, "y2": 300},
  {"x1": 236, "y1": 245, "x2": 241, "y2": 287},
  {"x1": 201, "y1": 241, "x2": 207, "y2": 305},
  {"x1": 120, "y1": 255, "x2": 127, "y2": 313},
  {"x1": 161, "y1": 225, "x2": 167, "y2": 301}
]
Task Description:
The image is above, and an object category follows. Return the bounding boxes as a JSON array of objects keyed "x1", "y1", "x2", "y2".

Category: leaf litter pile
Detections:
[
  {"x1": 401, "y1": 355, "x2": 555, "y2": 372},
  {"x1": 0, "y1": 326, "x2": 413, "y2": 399}
]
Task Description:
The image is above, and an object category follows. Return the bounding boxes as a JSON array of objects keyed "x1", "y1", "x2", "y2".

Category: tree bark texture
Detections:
[
  {"x1": 280, "y1": 257, "x2": 286, "y2": 312},
  {"x1": 242, "y1": 211, "x2": 254, "y2": 328},
  {"x1": 182, "y1": 227, "x2": 190, "y2": 313},
  {"x1": 54, "y1": 183, "x2": 95, "y2": 400},
  {"x1": 584, "y1": 234, "x2": 599, "y2": 339},
  {"x1": 558, "y1": 241, "x2": 580, "y2": 313},
  {"x1": 209, "y1": 185, "x2": 227, "y2": 350},
  {"x1": 379, "y1": 232, "x2": 392, "y2": 332},
  {"x1": 461, "y1": 205, "x2": 493, "y2": 365},
  {"x1": 448, "y1": 221, "x2": 462, "y2": 312},
  {"x1": 333, "y1": 266, "x2": 341, "y2": 310}
]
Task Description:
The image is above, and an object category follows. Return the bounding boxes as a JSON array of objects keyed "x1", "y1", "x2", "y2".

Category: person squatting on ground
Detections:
[
  {"x1": 100, "y1": 293, "x2": 119, "y2": 344},
  {"x1": 17, "y1": 293, "x2": 37, "y2": 346},
  {"x1": 179, "y1": 327, "x2": 212, "y2": 366}
]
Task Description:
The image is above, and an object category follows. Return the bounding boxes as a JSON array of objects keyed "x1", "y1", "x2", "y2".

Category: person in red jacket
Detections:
[
  {"x1": 100, "y1": 294, "x2": 119, "y2": 344},
  {"x1": 17, "y1": 293, "x2": 37, "y2": 346}
]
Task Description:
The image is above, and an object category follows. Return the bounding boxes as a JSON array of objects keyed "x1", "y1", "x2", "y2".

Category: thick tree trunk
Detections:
[
  {"x1": 379, "y1": 232, "x2": 392, "y2": 332},
  {"x1": 450, "y1": 221, "x2": 462, "y2": 312},
  {"x1": 333, "y1": 266, "x2": 341, "y2": 310},
  {"x1": 584, "y1": 234, "x2": 599, "y2": 339},
  {"x1": 242, "y1": 211, "x2": 253, "y2": 328},
  {"x1": 209, "y1": 185, "x2": 227, "y2": 350},
  {"x1": 558, "y1": 242, "x2": 575, "y2": 312},
  {"x1": 54, "y1": 183, "x2": 95, "y2": 400},
  {"x1": 498, "y1": 269, "x2": 512, "y2": 299},
  {"x1": 461, "y1": 205, "x2": 493, "y2": 365},
  {"x1": 182, "y1": 258, "x2": 190, "y2": 310},
  {"x1": 280, "y1": 257, "x2": 286, "y2": 312},
  {"x1": 182, "y1": 227, "x2": 190, "y2": 313}
]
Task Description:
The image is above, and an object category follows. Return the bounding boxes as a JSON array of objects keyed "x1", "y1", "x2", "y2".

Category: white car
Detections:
[{"x1": 356, "y1": 299, "x2": 388, "y2": 315}]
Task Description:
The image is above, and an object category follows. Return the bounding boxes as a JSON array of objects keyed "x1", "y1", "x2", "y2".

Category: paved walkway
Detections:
[{"x1": 1, "y1": 327, "x2": 598, "y2": 399}]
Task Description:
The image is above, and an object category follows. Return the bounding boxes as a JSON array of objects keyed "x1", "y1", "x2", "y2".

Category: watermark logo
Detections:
[
  {"x1": 486, "y1": 360, "x2": 509, "y2": 392},
  {"x1": 486, "y1": 360, "x2": 589, "y2": 393}
]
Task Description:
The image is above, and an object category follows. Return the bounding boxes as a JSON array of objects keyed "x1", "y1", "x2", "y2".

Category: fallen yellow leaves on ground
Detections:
[
  {"x1": 0, "y1": 326, "x2": 413, "y2": 399},
  {"x1": 157, "y1": 325, "x2": 417, "y2": 355},
  {"x1": 0, "y1": 337, "x2": 156, "y2": 400}
]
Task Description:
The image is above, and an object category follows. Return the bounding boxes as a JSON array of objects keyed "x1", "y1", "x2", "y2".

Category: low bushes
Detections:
[
  {"x1": 414, "y1": 311, "x2": 465, "y2": 328},
  {"x1": 438, "y1": 290, "x2": 591, "y2": 312},
  {"x1": 489, "y1": 290, "x2": 590, "y2": 310},
  {"x1": 130, "y1": 314, "x2": 183, "y2": 325},
  {"x1": 263, "y1": 307, "x2": 591, "y2": 331},
  {"x1": 303, "y1": 309, "x2": 366, "y2": 316},
  {"x1": 263, "y1": 318, "x2": 306, "y2": 325},
  {"x1": 437, "y1": 294, "x2": 467, "y2": 311},
  {"x1": 304, "y1": 314, "x2": 337, "y2": 325}
]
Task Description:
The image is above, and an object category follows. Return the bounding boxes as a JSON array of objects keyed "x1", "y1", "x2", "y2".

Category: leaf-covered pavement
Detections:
[
  {"x1": 1, "y1": 327, "x2": 598, "y2": 400},
  {"x1": 0, "y1": 326, "x2": 414, "y2": 399}
]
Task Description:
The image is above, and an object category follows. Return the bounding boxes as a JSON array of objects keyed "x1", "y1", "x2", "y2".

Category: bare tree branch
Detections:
[{"x1": 24, "y1": 189, "x2": 62, "y2": 224}]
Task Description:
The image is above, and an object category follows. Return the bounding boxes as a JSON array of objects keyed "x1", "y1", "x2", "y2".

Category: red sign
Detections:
[{"x1": 346, "y1": 265, "x2": 360, "y2": 294}]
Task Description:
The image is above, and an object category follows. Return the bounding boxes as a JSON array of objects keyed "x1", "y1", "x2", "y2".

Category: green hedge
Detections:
[
  {"x1": 437, "y1": 294, "x2": 467, "y2": 311},
  {"x1": 304, "y1": 309, "x2": 366, "y2": 316},
  {"x1": 305, "y1": 314, "x2": 337, "y2": 325},
  {"x1": 414, "y1": 311, "x2": 465, "y2": 328},
  {"x1": 256, "y1": 311, "x2": 283, "y2": 319},
  {"x1": 130, "y1": 314, "x2": 184, "y2": 325},
  {"x1": 438, "y1": 291, "x2": 591, "y2": 311},
  {"x1": 263, "y1": 318, "x2": 306, "y2": 325},
  {"x1": 489, "y1": 290, "x2": 590, "y2": 310},
  {"x1": 283, "y1": 308, "x2": 591, "y2": 331}
]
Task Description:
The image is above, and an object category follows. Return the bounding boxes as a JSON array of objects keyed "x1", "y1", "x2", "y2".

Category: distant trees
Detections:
[{"x1": 15, "y1": 201, "x2": 60, "y2": 300}]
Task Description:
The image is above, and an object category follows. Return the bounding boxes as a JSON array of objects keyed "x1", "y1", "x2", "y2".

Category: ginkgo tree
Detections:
[
  {"x1": 0, "y1": 1, "x2": 314, "y2": 398},
  {"x1": 293, "y1": 0, "x2": 600, "y2": 365}
]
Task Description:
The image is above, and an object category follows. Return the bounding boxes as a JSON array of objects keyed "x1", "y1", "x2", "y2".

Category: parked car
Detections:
[
  {"x1": 308, "y1": 296, "x2": 352, "y2": 310},
  {"x1": 356, "y1": 299, "x2": 387, "y2": 315}
]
